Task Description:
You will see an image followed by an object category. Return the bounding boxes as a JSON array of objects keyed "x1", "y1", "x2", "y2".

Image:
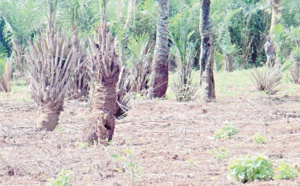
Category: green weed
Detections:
[
  {"x1": 228, "y1": 155, "x2": 273, "y2": 183},
  {"x1": 112, "y1": 148, "x2": 142, "y2": 186},
  {"x1": 214, "y1": 123, "x2": 238, "y2": 140},
  {"x1": 47, "y1": 170, "x2": 73, "y2": 186},
  {"x1": 274, "y1": 162, "x2": 299, "y2": 180},
  {"x1": 253, "y1": 133, "x2": 266, "y2": 144},
  {"x1": 208, "y1": 147, "x2": 229, "y2": 160}
]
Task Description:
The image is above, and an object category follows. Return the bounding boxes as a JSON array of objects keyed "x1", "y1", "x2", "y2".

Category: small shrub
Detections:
[
  {"x1": 47, "y1": 170, "x2": 73, "y2": 186},
  {"x1": 228, "y1": 155, "x2": 273, "y2": 183},
  {"x1": 208, "y1": 147, "x2": 229, "y2": 160},
  {"x1": 112, "y1": 148, "x2": 142, "y2": 186},
  {"x1": 214, "y1": 123, "x2": 238, "y2": 140},
  {"x1": 253, "y1": 133, "x2": 266, "y2": 144},
  {"x1": 274, "y1": 162, "x2": 299, "y2": 180},
  {"x1": 251, "y1": 67, "x2": 282, "y2": 94}
]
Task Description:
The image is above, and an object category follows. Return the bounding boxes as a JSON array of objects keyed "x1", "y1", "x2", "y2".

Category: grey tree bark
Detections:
[
  {"x1": 270, "y1": 0, "x2": 280, "y2": 36},
  {"x1": 149, "y1": 0, "x2": 169, "y2": 98},
  {"x1": 199, "y1": 0, "x2": 216, "y2": 102}
]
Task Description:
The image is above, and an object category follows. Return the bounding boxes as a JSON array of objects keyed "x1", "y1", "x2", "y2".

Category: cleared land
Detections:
[{"x1": 1, "y1": 70, "x2": 300, "y2": 185}]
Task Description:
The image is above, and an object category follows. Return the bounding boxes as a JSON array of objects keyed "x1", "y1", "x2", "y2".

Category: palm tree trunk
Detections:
[
  {"x1": 270, "y1": 0, "x2": 280, "y2": 36},
  {"x1": 149, "y1": 0, "x2": 169, "y2": 98},
  {"x1": 36, "y1": 101, "x2": 63, "y2": 131},
  {"x1": 199, "y1": 0, "x2": 215, "y2": 102}
]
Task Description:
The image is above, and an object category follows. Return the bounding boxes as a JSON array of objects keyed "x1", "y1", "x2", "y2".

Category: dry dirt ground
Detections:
[{"x1": 1, "y1": 86, "x2": 300, "y2": 185}]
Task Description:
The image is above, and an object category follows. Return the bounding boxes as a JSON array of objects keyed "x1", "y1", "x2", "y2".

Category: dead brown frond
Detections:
[
  {"x1": 251, "y1": 67, "x2": 282, "y2": 94},
  {"x1": 116, "y1": 65, "x2": 131, "y2": 117},
  {"x1": 0, "y1": 59, "x2": 11, "y2": 93}
]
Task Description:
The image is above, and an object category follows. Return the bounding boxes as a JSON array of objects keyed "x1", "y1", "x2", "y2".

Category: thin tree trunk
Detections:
[
  {"x1": 149, "y1": 0, "x2": 169, "y2": 98},
  {"x1": 199, "y1": 0, "x2": 215, "y2": 102},
  {"x1": 270, "y1": 0, "x2": 280, "y2": 36}
]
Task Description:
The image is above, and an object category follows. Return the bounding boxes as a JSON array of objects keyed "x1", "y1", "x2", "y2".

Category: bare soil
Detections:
[{"x1": 1, "y1": 88, "x2": 300, "y2": 185}]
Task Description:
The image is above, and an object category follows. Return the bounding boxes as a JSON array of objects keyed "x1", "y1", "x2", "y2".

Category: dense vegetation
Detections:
[{"x1": 0, "y1": 0, "x2": 299, "y2": 69}]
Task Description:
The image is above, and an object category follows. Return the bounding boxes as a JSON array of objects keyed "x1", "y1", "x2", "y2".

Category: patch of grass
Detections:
[
  {"x1": 228, "y1": 155, "x2": 273, "y2": 183},
  {"x1": 208, "y1": 147, "x2": 229, "y2": 160},
  {"x1": 75, "y1": 142, "x2": 88, "y2": 149},
  {"x1": 47, "y1": 170, "x2": 73, "y2": 186},
  {"x1": 215, "y1": 70, "x2": 254, "y2": 97},
  {"x1": 214, "y1": 123, "x2": 238, "y2": 140},
  {"x1": 274, "y1": 162, "x2": 299, "y2": 180},
  {"x1": 253, "y1": 133, "x2": 266, "y2": 144}
]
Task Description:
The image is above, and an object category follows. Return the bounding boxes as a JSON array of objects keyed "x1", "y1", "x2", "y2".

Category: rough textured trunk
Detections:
[
  {"x1": 199, "y1": 0, "x2": 215, "y2": 101},
  {"x1": 224, "y1": 54, "x2": 234, "y2": 72},
  {"x1": 84, "y1": 82, "x2": 117, "y2": 143},
  {"x1": 36, "y1": 101, "x2": 63, "y2": 131},
  {"x1": 149, "y1": 0, "x2": 169, "y2": 98},
  {"x1": 270, "y1": 0, "x2": 280, "y2": 36}
]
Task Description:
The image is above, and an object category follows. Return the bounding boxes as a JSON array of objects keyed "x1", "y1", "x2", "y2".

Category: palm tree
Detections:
[
  {"x1": 0, "y1": 0, "x2": 46, "y2": 78},
  {"x1": 149, "y1": 0, "x2": 169, "y2": 98},
  {"x1": 26, "y1": 29, "x2": 79, "y2": 131},
  {"x1": 199, "y1": 0, "x2": 215, "y2": 101},
  {"x1": 83, "y1": 0, "x2": 120, "y2": 144},
  {"x1": 26, "y1": 0, "x2": 79, "y2": 131}
]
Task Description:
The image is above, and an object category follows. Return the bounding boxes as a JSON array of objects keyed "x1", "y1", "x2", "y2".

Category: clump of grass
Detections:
[
  {"x1": 253, "y1": 133, "x2": 266, "y2": 144},
  {"x1": 274, "y1": 162, "x2": 299, "y2": 180},
  {"x1": 47, "y1": 170, "x2": 73, "y2": 186},
  {"x1": 250, "y1": 67, "x2": 282, "y2": 95},
  {"x1": 208, "y1": 147, "x2": 229, "y2": 160},
  {"x1": 75, "y1": 142, "x2": 88, "y2": 149},
  {"x1": 228, "y1": 155, "x2": 273, "y2": 183},
  {"x1": 214, "y1": 122, "x2": 238, "y2": 140}
]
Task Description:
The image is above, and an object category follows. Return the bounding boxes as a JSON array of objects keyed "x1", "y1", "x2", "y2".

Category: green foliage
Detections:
[
  {"x1": 169, "y1": 10, "x2": 198, "y2": 102},
  {"x1": 228, "y1": 155, "x2": 273, "y2": 183},
  {"x1": 214, "y1": 123, "x2": 238, "y2": 140},
  {"x1": 253, "y1": 133, "x2": 266, "y2": 144},
  {"x1": 127, "y1": 33, "x2": 152, "y2": 69},
  {"x1": 112, "y1": 148, "x2": 142, "y2": 186},
  {"x1": 58, "y1": 0, "x2": 100, "y2": 36},
  {"x1": 208, "y1": 147, "x2": 229, "y2": 160},
  {"x1": 227, "y1": 0, "x2": 269, "y2": 66},
  {"x1": 274, "y1": 162, "x2": 299, "y2": 180},
  {"x1": 291, "y1": 47, "x2": 300, "y2": 62},
  {"x1": 0, "y1": 58, "x2": 5, "y2": 75},
  {"x1": 0, "y1": 0, "x2": 46, "y2": 45},
  {"x1": 47, "y1": 170, "x2": 73, "y2": 186},
  {"x1": 280, "y1": 0, "x2": 300, "y2": 27}
]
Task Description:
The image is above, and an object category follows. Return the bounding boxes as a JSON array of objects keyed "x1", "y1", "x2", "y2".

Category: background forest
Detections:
[{"x1": 1, "y1": 0, "x2": 300, "y2": 88}]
